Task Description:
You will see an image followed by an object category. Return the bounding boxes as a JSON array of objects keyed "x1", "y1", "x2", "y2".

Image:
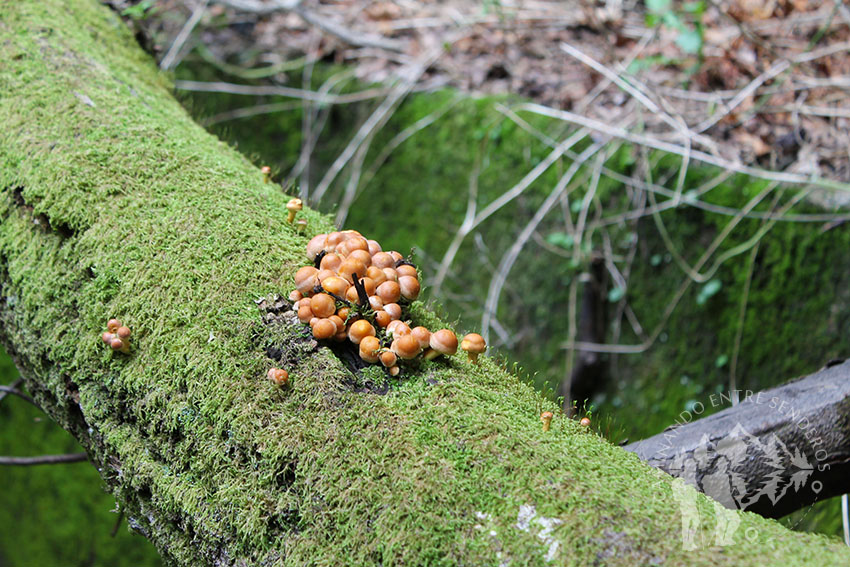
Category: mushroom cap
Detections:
[
  {"x1": 371, "y1": 252, "x2": 395, "y2": 269},
  {"x1": 107, "y1": 318, "x2": 122, "y2": 332},
  {"x1": 267, "y1": 368, "x2": 289, "y2": 386},
  {"x1": 379, "y1": 350, "x2": 397, "y2": 368},
  {"x1": 541, "y1": 411, "x2": 554, "y2": 419},
  {"x1": 396, "y1": 264, "x2": 418, "y2": 278},
  {"x1": 398, "y1": 275, "x2": 420, "y2": 301},
  {"x1": 461, "y1": 333, "x2": 487, "y2": 354},
  {"x1": 305, "y1": 234, "x2": 327, "y2": 260},
  {"x1": 579, "y1": 417, "x2": 591, "y2": 427},
  {"x1": 429, "y1": 329, "x2": 458, "y2": 355},
  {"x1": 101, "y1": 332, "x2": 114, "y2": 344},
  {"x1": 348, "y1": 320, "x2": 376, "y2": 345},
  {"x1": 410, "y1": 326, "x2": 431, "y2": 349},
  {"x1": 261, "y1": 166, "x2": 272, "y2": 174},
  {"x1": 294, "y1": 266, "x2": 319, "y2": 294},
  {"x1": 287, "y1": 198, "x2": 303, "y2": 212},
  {"x1": 392, "y1": 334, "x2": 421, "y2": 360},
  {"x1": 376, "y1": 281, "x2": 401, "y2": 304},
  {"x1": 310, "y1": 293, "x2": 336, "y2": 318},
  {"x1": 312, "y1": 318, "x2": 337, "y2": 340},
  {"x1": 117, "y1": 326, "x2": 131, "y2": 339},
  {"x1": 383, "y1": 303, "x2": 402, "y2": 320},
  {"x1": 110, "y1": 338, "x2": 125, "y2": 351},
  {"x1": 321, "y1": 276, "x2": 349, "y2": 297},
  {"x1": 359, "y1": 336, "x2": 381, "y2": 363}
]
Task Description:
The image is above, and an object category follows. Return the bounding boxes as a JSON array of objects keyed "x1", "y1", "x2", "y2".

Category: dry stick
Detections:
[
  {"x1": 290, "y1": 40, "x2": 327, "y2": 201},
  {"x1": 559, "y1": 42, "x2": 719, "y2": 156},
  {"x1": 0, "y1": 378, "x2": 23, "y2": 405},
  {"x1": 431, "y1": 127, "x2": 589, "y2": 296},
  {"x1": 518, "y1": 103, "x2": 850, "y2": 193},
  {"x1": 213, "y1": 0, "x2": 406, "y2": 52},
  {"x1": 173, "y1": 80, "x2": 394, "y2": 105},
  {"x1": 573, "y1": 29, "x2": 655, "y2": 114},
  {"x1": 647, "y1": 181, "x2": 778, "y2": 284},
  {"x1": 336, "y1": 97, "x2": 462, "y2": 226},
  {"x1": 0, "y1": 385, "x2": 39, "y2": 409},
  {"x1": 570, "y1": 152, "x2": 605, "y2": 266},
  {"x1": 480, "y1": 141, "x2": 606, "y2": 341},
  {"x1": 311, "y1": 43, "x2": 446, "y2": 205},
  {"x1": 195, "y1": 43, "x2": 309, "y2": 80},
  {"x1": 0, "y1": 453, "x2": 88, "y2": 466},
  {"x1": 160, "y1": 0, "x2": 209, "y2": 71},
  {"x1": 729, "y1": 236, "x2": 761, "y2": 404},
  {"x1": 695, "y1": 40, "x2": 850, "y2": 133},
  {"x1": 495, "y1": 104, "x2": 850, "y2": 222},
  {"x1": 356, "y1": 96, "x2": 463, "y2": 195},
  {"x1": 563, "y1": 190, "x2": 809, "y2": 353},
  {"x1": 201, "y1": 101, "x2": 304, "y2": 127}
]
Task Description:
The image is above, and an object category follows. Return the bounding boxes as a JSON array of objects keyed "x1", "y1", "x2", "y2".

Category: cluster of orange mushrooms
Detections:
[
  {"x1": 101, "y1": 319, "x2": 131, "y2": 353},
  {"x1": 286, "y1": 229, "x2": 486, "y2": 377}
]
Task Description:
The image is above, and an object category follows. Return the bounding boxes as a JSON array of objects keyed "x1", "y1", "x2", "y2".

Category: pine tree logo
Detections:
[{"x1": 669, "y1": 422, "x2": 815, "y2": 549}]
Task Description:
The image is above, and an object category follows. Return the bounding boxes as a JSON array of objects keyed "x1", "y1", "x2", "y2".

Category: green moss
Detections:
[{"x1": 1, "y1": 1, "x2": 849, "y2": 566}]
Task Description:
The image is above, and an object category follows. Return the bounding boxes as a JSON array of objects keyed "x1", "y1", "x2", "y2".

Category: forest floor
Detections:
[{"x1": 130, "y1": 0, "x2": 850, "y2": 197}]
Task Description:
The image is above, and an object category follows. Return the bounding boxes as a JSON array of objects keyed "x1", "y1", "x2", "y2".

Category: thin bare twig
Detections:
[
  {"x1": 0, "y1": 378, "x2": 23, "y2": 405},
  {"x1": 213, "y1": 0, "x2": 406, "y2": 52},
  {"x1": 174, "y1": 80, "x2": 395, "y2": 105},
  {"x1": 0, "y1": 453, "x2": 88, "y2": 466},
  {"x1": 0, "y1": 385, "x2": 39, "y2": 409},
  {"x1": 432, "y1": 127, "x2": 589, "y2": 296},
  {"x1": 481, "y1": 141, "x2": 606, "y2": 341},
  {"x1": 518, "y1": 103, "x2": 850, "y2": 193},
  {"x1": 160, "y1": 0, "x2": 209, "y2": 71}
]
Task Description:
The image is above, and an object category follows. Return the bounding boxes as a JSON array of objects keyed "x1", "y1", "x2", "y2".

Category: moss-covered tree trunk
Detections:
[{"x1": 1, "y1": 1, "x2": 848, "y2": 565}]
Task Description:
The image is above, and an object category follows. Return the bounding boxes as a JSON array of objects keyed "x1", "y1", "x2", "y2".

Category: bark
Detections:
[
  {"x1": 625, "y1": 360, "x2": 850, "y2": 519},
  {"x1": 1, "y1": 1, "x2": 849, "y2": 565}
]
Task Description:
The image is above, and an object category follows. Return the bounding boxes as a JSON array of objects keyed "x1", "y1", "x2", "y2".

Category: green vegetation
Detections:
[{"x1": 1, "y1": 1, "x2": 848, "y2": 566}]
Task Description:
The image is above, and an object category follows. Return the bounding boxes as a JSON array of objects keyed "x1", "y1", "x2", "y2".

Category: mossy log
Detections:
[
  {"x1": 1, "y1": 1, "x2": 848, "y2": 565},
  {"x1": 626, "y1": 360, "x2": 850, "y2": 519}
]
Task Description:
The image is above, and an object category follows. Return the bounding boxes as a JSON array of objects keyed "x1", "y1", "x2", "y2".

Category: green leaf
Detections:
[
  {"x1": 715, "y1": 354, "x2": 729, "y2": 368},
  {"x1": 570, "y1": 200, "x2": 584, "y2": 213},
  {"x1": 696, "y1": 278, "x2": 722, "y2": 305},
  {"x1": 607, "y1": 286, "x2": 625, "y2": 303},
  {"x1": 646, "y1": 0, "x2": 672, "y2": 13},
  {"x1": 650, "y1": 254, "x2": 662, "y2": 267},
  {"x1": 546, "y1": 232, "x2": 574, "y2": 249},
  {"x1": 676, "y1": 29, "x2": 703, "y2": 54}
]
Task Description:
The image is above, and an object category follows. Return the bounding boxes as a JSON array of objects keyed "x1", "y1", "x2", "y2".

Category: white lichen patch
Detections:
[{"x1": 515, "y1": 504, "x2": 563, "y2": 562}]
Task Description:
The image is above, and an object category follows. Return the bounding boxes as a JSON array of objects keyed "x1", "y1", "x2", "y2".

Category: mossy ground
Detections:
[{"x1": 1, "y1": 1, "x2": 849, "y2": 566}]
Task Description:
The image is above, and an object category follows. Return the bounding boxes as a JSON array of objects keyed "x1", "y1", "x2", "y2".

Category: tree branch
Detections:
[{"x1": 626, "y1": 360, "x2": 850, "y2": 519}]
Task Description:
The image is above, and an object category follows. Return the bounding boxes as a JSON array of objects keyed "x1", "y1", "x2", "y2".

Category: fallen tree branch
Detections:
[{"x1": 626, "y1": 360, "x2": 850, "y2": 519}]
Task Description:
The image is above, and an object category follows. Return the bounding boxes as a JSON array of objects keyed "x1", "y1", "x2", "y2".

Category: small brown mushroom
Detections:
[
  {"x1": 541, "y1": 411, "x2": 554, "y2": 432},
  {"x1": 424, "y1": 329, "x2": 458, "y2": 360},
  {"x1": 261, "y1": 165, "x2": 272, "y2": 184},
  {"x1": 391, "y1": 334, "x2": 421, "y2": 360},
  {"x1": 359, "y1": 336, "x2": 381, "y2": 363},
  {"x1": 286, "y1": 198, "x2": 303, "y2": 224},
  {"x1": 580, "y1": 417, "x2": 591, "y2": 427},
  {"x1": 398, "y1": 275, "x2": 420, "y2": 301},
  {"x1": 461, "y1": 333, "x2": 486, "y2": 364},
  {"x1": 348, "y1": 320, "x2": 376, "y2": 345},
  {"x1": 267, "y1": 368, "x2": 289, "y2": 387}
]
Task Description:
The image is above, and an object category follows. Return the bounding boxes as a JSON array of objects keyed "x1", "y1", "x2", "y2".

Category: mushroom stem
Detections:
[
  {"x1": 287, "y1": 210, "x2": 297, "y2": 223},
  {"x1": 541, "y1": 411, "x2": 554, "y2": 432}
]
